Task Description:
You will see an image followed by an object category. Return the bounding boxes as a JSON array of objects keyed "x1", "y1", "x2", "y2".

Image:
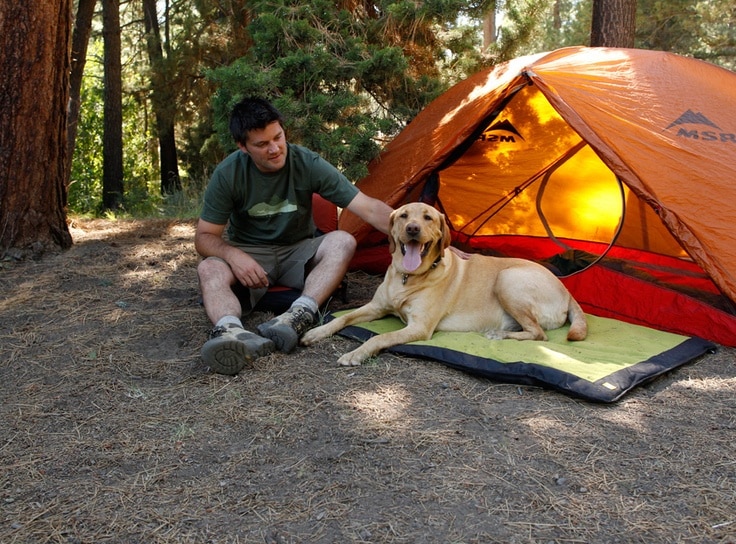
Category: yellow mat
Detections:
[{"x1": 333, "y1": 312, "x2": 716, "y2": 402}]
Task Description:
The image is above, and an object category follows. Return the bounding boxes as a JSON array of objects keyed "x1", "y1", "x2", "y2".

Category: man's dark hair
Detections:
[{"x1": 229, "y1": 97, "x2": 284, "y2": 145}]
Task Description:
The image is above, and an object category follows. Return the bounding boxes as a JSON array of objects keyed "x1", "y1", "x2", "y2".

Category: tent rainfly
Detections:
[{"x1": 340, "y1": 47, "x2": 736, "y2": 347}]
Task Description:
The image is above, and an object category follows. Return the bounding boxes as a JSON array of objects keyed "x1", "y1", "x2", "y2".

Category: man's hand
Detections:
[
  {"x1": 195, "y1": 218, "x2": 270, "y2": 288},
  {"x1": 227, "y1": 251, "x2": 270, "y2": 289}
]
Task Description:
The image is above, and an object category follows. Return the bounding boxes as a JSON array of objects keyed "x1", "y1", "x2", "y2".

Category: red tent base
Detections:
[{"x1": 561, "y1": 265, "x2": 736, "y2": 347}]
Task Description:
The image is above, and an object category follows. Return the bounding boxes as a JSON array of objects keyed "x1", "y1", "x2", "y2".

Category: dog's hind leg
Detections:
[
  {"x1": 497, "y1": 324, "x2": 547, "y2": 341},
  {"x1": 492, "y1": 310, "x2": 548, "y2": 341}
]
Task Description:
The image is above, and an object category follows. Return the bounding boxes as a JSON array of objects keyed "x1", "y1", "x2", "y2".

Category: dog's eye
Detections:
[
  {"x1": 424, "y1": 214, "x2": 432, "y2": 221},
  {"x1": 400, "y1": 213, "x2": 408, "y2": 219}
]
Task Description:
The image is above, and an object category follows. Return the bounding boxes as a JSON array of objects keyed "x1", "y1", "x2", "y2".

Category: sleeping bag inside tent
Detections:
[{"x1": 340, "y1": 47, "x2": 736, "y2": 347}]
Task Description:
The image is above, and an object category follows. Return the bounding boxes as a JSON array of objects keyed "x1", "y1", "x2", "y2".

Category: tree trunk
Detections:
[
  {"x1": 0, "y1": 1, "x2": 73, "y2": 257},
  {"x1": 158, "y1": 124, "x2": 182, "y2": 194},
  {"x1": 67, "y1": 0, "x2": 97, "y2": 185},
  {"x1": 482, "y1": 10, "x2": 496, "y2": 51},
  {"x1": 143, "y1": 0, "x2": 181, "y2": 195},
  {"x1": 591, "y1": 0, "x2": 637, "y2": 47},
  {"x1": 102, "y1": 0, "x2": 124, "y2": 210},
  {"x1": 553, "y1": 0, "x2": 562, "y2": 31}
]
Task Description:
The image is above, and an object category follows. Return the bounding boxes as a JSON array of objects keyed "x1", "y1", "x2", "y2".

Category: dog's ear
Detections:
[
  {"x1": 388, "y1": 208, "x2": 398, "y2": 254},
  {"x1": 440, "y1": 213, "x2": 452, "y2": 251}
]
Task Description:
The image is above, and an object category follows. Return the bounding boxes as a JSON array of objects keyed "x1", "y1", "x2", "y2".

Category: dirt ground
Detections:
[{"x1": 1, "y1": 218, "x2": 735, "y2": 544}]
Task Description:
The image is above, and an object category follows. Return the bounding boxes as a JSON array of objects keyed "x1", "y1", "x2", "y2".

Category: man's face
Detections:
[{"x1": 239, "y1": 121, "x2": 287, "y2": 173}]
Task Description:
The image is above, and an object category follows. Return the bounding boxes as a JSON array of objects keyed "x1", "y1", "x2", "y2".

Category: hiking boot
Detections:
[
  {"x1": 201, "y1": 324, "x2": 274, "y2": 375},
  {"x1": 256, "y1": 305, "x2": 316, "y2": 353}
]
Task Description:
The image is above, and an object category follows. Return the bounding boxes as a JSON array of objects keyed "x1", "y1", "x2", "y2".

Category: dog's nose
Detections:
[{"x1": 406, "y1": 222, "x2": 420, "y2": 237}]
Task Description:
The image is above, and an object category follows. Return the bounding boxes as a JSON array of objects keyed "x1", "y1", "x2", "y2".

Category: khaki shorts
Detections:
[{"x1": 210, "y1": 236, "x2": 326, "y2": 311}]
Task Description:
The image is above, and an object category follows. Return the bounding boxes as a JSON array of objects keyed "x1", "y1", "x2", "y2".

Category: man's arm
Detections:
[
  {"x1": 194, "y1": 219, "x2": 269, "y2": 288},
  {"x1": 344, "y1": 191, "x2": 392, "y2": 235},
  {"x1": 194, "y1": 219, "x2": 229, "y2": 258}
]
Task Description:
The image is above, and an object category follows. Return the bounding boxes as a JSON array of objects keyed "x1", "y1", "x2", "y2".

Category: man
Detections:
[{"x1": 195, "y1": 97, "x2": 392, "y2": 375}]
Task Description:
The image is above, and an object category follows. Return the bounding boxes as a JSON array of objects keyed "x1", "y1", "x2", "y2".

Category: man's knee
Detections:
[
  {"x1": 198, "y1": 256, "x2": 232, "y2": 283},
  {"x1": 322, "y1": 230, "x2": 357, "y2": 256}
]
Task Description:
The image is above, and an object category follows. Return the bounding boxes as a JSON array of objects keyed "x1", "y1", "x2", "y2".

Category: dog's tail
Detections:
[{"x1": 566, "y1": 296, "x2": 588, "y2": 341}]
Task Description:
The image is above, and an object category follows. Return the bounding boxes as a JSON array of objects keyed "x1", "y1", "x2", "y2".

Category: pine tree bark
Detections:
[
  {"x1": 591, "y1": 0, "x2": 637, "y2": 47},
  {"x1": 482, "y1": 10, "x2": 496, "y2": 51},
  {"x1": 143, "y1": 0, "x2": 181, "y2": 195},
  {"x1": 67, "y1": 0, "x2": 97, "y2": 184},
  {"x1": 0, "y1": 1, "x2": 73, "y2": 257},
  {"x1": 102, "y1": 0, "x2": 124, "y2": 210}
]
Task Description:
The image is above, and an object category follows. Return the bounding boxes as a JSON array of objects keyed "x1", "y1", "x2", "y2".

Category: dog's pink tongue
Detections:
[{"x1": 403, "y1": 242, "x2": 422, "y2": 272}]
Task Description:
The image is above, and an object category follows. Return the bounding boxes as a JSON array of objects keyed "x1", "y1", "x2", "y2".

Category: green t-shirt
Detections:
[{"x1": 200, "y1": 144, "x2": 359, "y2": 245}]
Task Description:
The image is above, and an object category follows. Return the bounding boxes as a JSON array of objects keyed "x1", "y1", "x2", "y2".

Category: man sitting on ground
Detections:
[{"x1": 195, "y1": 97, "x2": 391, "y2": 375}]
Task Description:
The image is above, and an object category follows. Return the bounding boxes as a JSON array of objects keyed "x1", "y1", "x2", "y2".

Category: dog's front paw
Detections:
[
  {"x1": 337, "y1": 349, "x2": 367, "y2": 366},
  {"x1": 301, "y1": 325, "x2": 331, "y2": 346}
]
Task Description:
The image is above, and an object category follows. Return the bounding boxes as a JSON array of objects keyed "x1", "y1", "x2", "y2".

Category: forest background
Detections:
[
  {"x1": 66, "y1": 0, "x2": 735, "y2": 220},
  {"x1": 0, "y1": 0, "x2": 734, "y2": 255}
]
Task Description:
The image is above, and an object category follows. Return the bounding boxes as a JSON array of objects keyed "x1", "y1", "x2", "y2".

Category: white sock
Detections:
[
  {"x1": 216, "y1": 315, "x2": 243, "y2": 328},
  {"x1": 292, "y1": 295, "x2": 318, "y2": 314}
]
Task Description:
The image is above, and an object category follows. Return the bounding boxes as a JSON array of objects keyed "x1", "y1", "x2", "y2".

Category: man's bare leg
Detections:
[
  {"x1": 301, "y1": 230, "x2": 355, "y2": 304},
  {"x1": 197, "y1": 257, "x2": 274, "y2": 375},
  {"x1": 198, "y1": 257, "x2": 243, "y2": 325},
  {"x1": 257, "y1": 231, "x2": 356, "y2": 352}
]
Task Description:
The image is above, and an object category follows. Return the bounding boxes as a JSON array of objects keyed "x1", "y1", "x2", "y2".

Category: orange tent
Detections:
[{"x1": 341, "y1": 47, "x2": 736, "y2": 346}]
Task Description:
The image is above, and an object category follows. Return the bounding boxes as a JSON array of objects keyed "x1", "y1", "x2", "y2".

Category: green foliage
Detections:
[
  {"x1": 698, "y1": 4, "x2": 736, "y2": 70},
  {"x1": 490, "y1": 0, "x2": 736, "y2": 69},
  {"x1": 69, "y1": 61, "x2": 105, "y2": 214},
  {"x1": 69, "y1": 40, "x2": 202, "y2": 218},
  {"x1": 68, "y1": 0, "x2": 736, "y2": 219},
  {"x1": 636, "y1": 0, "x2": 736, "y2": 68},
  {"x1": 206, "y1": 0, "x2": 489, "y2": 181},
  {"x1": 636, "y1": 0, "x2": 700, "y2": 52},
  {"x1": 487, "y1": 0, "x2": 590, "y2": 61}
]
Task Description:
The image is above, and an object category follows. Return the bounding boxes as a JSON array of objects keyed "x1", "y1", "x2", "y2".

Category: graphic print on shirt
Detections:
[{"x1": 248, "y1": 195, "x2": 298, "y2": 218}]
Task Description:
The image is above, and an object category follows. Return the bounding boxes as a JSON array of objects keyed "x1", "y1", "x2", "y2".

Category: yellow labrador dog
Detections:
[{"x1": 301, "y1": 202, "x2": 587, "y2": 366}]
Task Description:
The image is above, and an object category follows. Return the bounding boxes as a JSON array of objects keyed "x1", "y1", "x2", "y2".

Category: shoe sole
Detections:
[{"x1": 201, "y1": 336, "x2": 274, "y2": 375}]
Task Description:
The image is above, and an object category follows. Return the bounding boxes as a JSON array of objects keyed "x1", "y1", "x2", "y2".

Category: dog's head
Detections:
[{"x1": 388, "y1": 203, "x2": 451, "y2": 274}]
